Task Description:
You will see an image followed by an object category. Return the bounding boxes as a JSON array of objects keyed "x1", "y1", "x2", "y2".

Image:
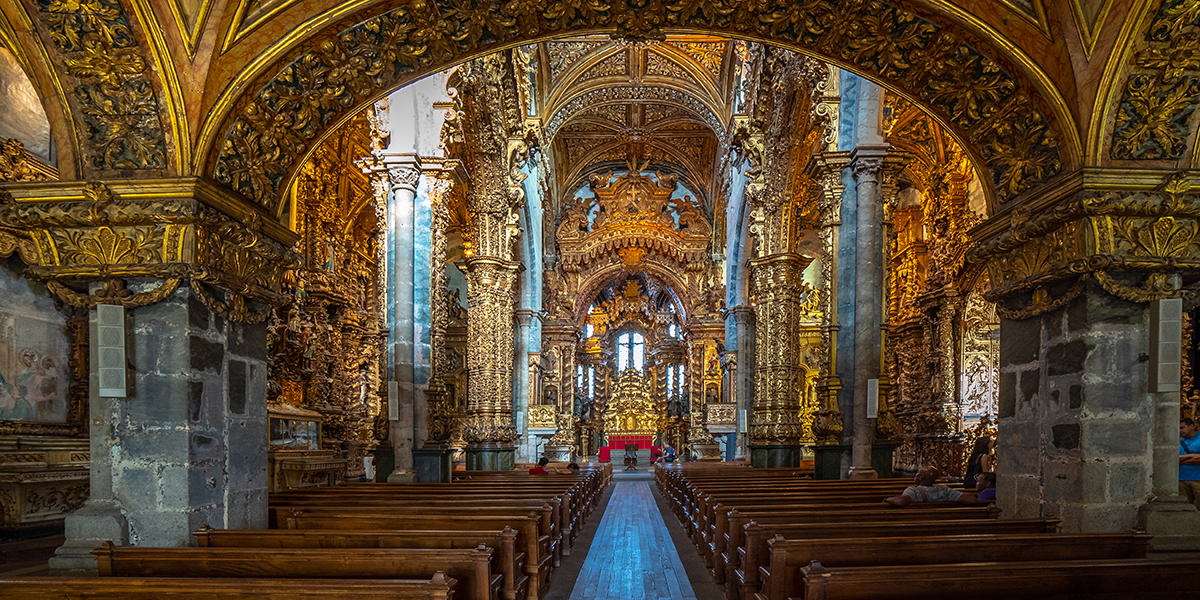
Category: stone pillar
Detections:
[
  {"x1": 384, "y1": 159, "x2": 420, "y2": 482},
  {"x1": 51, "y1": 288, "x2": 269, "y2": 569},
  {"x1": 415, "y1": 173, "x2": 456, "y2": 483},
  {"x1": 972, "y1": 174, "x2": 1200, "y2": 547},
  {"x1": 847, "y1": 148, "x2": 887, "y2": 479},
  {"x1": 729, "y1": 306, "x2": 754, "y2": 461},
  {"x1": 748, "y1": 253, "x2": 813, "y2": 467},
  {"x1": 514, "y1": 308, "x2": 536, "y2": 461}
]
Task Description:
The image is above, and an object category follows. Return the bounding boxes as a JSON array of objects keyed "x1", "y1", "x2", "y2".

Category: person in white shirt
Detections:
[{"x1": 885, "y1": 467, "x2": 977, "y2": 507}]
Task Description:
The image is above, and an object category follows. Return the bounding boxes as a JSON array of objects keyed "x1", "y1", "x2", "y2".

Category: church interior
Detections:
[{"x1": 1, "y1": 0, "x2": 1200, "y2": 595}]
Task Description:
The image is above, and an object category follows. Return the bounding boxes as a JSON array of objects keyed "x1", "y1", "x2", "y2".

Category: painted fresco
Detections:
[{"x1": 0, "y1": 260, "x2": 68, "y2": 423}]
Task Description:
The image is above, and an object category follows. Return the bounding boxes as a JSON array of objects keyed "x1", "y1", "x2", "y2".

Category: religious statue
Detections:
[
  {"x1": 294, "y1": 279, "x2": 308, "y2": 304},
  {"x1": 544, "y1": 387, "x2": 558, "y2": 408}
]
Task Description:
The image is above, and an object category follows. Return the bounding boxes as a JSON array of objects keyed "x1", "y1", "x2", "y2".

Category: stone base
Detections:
[
  {"x1": 370, "y1": 447, "x2": 395, "y2": 483},
  {"x1": 543, "y1": 445, "x2": 573, "y2": 463},
  {"x1": 49, "y1": 500, "x2": 128, "y2": 572},
  {"x1": 749, "y1": 444, "x2": 803, "y2": 468},
  {"x1": 414, "y1": 444, "x2": 454, "y2": 483},
  {"x1": 811, "y1": 443, "x2": 897, "y2": 479},
  {"x1": 1138, "y1": 497, "x2": 1200, "y2": 553},
  {"x1": 871, "y1": 442, "x2": 897, "y2": 478},
  {"x1": 466, "y1": 445, "x2": 516, "y2": 471},
  {"x1": 812, "y1": 444, "x2": 849, "y2": 479},
  {"x1": 386, "y1": 469, "x2": 416, "y2": 483}
]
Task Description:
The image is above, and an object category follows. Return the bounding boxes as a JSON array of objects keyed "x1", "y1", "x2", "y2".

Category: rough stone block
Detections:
[
  {"x1": 128, "y1": 510, "x2": 190, "y2": 547},
  {"x1": 157, "y1": 465, "x2": 191, "y2": 509},
  {"x1": 189, "y1": 335, "x2": 225, "y2": 373},
  {"x1": 187, "y1": 381, "x2": 203, "y2": 422},
  {"x1": 1052, "y1": 423, "x2": 1080, "y2": 449},
  {"x1": 1069, "y1": 384, "x2": 1083, "y2": 409},
  {"x1": 189, "y1": 433, "x2": 223, "y2": 464},
  {"x1": 227, "y1": 418, "x2": 267, "y2": 491},
  {"x1": 1047, "y1": 339, "x2": 1088, "y2": 376},
  {"x1": 228, "y1": 360, "x2": 247, "y2": 414},
  {"x1": 187, "y1": 294, "x2": 211, "y2": 331},
  {"x1": 119, "y1": 428, "x2": 188, "y2": 463},
  {"x1": 1043, "y1": 458, "x2": 1082, "y2": 503},
  {"x1": 1019, "y1": 368, "x2": 1040, "y2": 403},
  {"x1": 1052, "y1": 501, "x2": 1083, "y2": 533},
  {"x1": 1000, "y1": 317, "x2": 1040, "y2": 366},
  {"x1": 1080, "y1": 503, "x2": 1137, "y2": 533},
  {"x1": 116, "y1": 467, "x2": 156, "y2": 509},
  {"x1": 226, "y1": 487, "x2": 268, "y2": 529},
  {"x1": 1110, "y1": 461, "x2": 1147, "y2": 502},
  {"x1": 999, "y1": 371, "x2": 1016, "y2": 417},
  {"x1": 1081, "y1": 459, "x2": 1110, "y2": 503},
  {"x1": 128, "y1": 374, "x2": 189, "y2": 423},
  {"x1": 188, "y1": 463, "x2": 226, "y2": 508},
  {"x1": 1084, "y1": 420, "x2": 1145, "y2": 456}
]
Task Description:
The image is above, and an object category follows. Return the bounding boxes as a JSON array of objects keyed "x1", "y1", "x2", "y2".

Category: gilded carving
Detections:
[
  {"x1": 209, "y1": 0, "x2": 1066, "y2": 211},
  {"x1": 1110, "y1": 3, "x2": 1200, "y2": 160},
  {"x1": 0, "y1": 139, "x2": 53, "y2": 182},
  {"x1": 33, "y1": 0, "x2": 167, "y2": 172}
]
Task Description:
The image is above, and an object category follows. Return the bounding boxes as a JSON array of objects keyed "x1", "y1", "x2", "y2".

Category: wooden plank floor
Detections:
[{"x1": 567, "y1": 477, "x2": 697, "y2": 600}]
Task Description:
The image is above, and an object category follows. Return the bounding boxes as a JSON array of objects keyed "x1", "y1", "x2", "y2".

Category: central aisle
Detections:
[{"x1": 567, "y1": 473, "x2": 698, "y2": 600}]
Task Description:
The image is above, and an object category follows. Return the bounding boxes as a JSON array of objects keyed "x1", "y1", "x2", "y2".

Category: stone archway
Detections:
[{"x1": 195, "y1": 0, "x2": 1077, "y2": 218}]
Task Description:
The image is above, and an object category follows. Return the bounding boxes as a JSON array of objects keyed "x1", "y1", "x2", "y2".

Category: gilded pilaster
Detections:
[{"x1": 811, "y1": 151, "x2": 849, "y2": 445}]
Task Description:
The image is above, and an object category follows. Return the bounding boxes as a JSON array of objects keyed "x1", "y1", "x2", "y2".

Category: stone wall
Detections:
[
  {"x1": 998, "y1": 279, "x2": 1153, "y2": 532},
  {"x1": 53, "y1": 285, "x2": 268, "y2": 569}
]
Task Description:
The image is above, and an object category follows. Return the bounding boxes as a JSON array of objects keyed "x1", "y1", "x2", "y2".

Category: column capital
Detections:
[
  {"x1": 0, "y1": 178, "x2": 298, "y2": 321},
  {"x1": 729, "y1": 304, "x2": 756, "y2": 325},
  {"x1": 513, "y1": 308, "x2": 539, "y2": 327}
]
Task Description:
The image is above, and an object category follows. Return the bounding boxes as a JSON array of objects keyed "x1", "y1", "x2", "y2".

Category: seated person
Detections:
[
  {"x1": 975, "y1": 471, "x2": 997, "y2": 503},
  {"x1": 885, "y1": 466, "x2": 976, "y2": 506},
  {"x1": 529, "y1": 457, "x2": 550, "y2": 475},
  {"x1": 663, "y1": 445, "x2": 677, "y2": 463}
]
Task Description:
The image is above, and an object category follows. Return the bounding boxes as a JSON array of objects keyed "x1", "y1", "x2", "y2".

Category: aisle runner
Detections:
[{"x1": 568, "y1": 481, "x2": 698, "y2": 600}]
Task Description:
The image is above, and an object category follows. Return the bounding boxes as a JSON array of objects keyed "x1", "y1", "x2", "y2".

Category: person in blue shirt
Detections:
[
  {"x1": 1180, "y1": 418, "x2": 1200, "y2": 508},
  {"x1": 974, "y1": 472, "x2": 997, "y2": 503}
]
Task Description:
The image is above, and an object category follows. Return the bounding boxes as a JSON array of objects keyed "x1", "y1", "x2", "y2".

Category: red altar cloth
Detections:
[{"x1": 598, "y1": 443, "x2": 661, "y2": 462}]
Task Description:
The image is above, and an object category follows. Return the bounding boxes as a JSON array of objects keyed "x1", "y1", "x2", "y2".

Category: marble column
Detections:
[
  {"x1": 729, "y1": 305, "x2": 755, "y2": 461},
  {"x1": 513, "y1": 307, "x2": 536, "y2": 461},
  {"x1": 384, "y1": 159, "x2": 420, "y2": 482},
  {"x1": 848, "y1": 147, "x2": 888, "y2": 479}
]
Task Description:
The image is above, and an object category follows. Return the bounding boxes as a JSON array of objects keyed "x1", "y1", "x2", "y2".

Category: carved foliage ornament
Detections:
[
  {"x1": 211, "y1": 0, "x2": 1064, "y2": 211},
  {"x1": 33, "y1": 0, "x2": 167, "y2": 172},
  {"x1": 973, "y1": 175, "x2": 1200, "y2": 316},
  {"x1": 1110, "y1": 2, "x2": 1200, "y2": 160}
]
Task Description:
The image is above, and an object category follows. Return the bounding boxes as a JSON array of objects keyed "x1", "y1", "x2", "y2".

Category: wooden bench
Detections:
[
  {"x1": 281, "y1": 511, "x2": 550, "y2": 600},
  {"x1": 800, "y1": 558, "x2": 1200, "y2": 599},
  {"x1": 0, "y1": 575, "x2": 458, "y2": 599},
  {"x1": 94, "y1": 542, "x2": 499, "y2": 600},
  {"x1": 712, "y1": 505, "x2": 998, "y2": 578},
  {"x1": 753, "y1": 532, "x2": 1150, "y2": 600},
  {"x1": 193, "y1": 525, "x2": 526, "y2": 600},
  {"x1": 269, "y1": 494, "x2": 571, "y2": 557},
  {"x1": 729, "y1": 518, "x2": 1062, "y2": 599}
]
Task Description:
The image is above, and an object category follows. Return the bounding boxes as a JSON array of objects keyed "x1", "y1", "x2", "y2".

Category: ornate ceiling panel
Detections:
[{"x1": 539, "y1": 35, "x2": 735, "y2": 220}]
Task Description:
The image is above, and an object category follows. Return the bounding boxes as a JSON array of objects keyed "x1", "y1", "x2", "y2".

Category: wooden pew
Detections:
[
  {"x1": 193, "y1": 525, "x2": 526, "y2": 600},
  {"x1": 93, "y1": 543, "x2": 499, "y2": 600},
  {"x1": 755, "y1": 532, "x2": 1150, "y2": 600},
  {"x1": 0, "y1": 575, "x2": 458, "y2": 599},
  {"x1": 282, "y1": 511, "x2": 550, "y2": 600},
  {"x1": 800, "y1": 558, "x2": 1200, "y2": 600},
  {"x1": 267, "y1": 498, "x2": 564, "y2": 563},
  {"x1": 730, "y1": 518, "x2": 1062, "y2": 600},
  {"x1": 712, "y1": 505, "x2": 998, "y2": 578}
]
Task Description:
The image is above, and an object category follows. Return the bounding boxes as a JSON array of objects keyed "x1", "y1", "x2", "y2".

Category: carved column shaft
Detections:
[
  {"x1": 749, "y1": 253, "x2": 812, "y2": 448},
  {"x1": 463, "y1": 256, "x2": 520, "y2": 447}
]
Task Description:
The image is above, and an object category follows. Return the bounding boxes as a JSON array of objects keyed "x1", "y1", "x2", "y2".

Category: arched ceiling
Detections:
[{"x1": 533, "y1": 35, "x2": 740, "y2": 217}]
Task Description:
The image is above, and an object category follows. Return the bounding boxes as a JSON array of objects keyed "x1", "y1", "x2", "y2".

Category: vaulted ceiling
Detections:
[{"x1": 530, "y1": 35, "x2": 743, "y2": 218}]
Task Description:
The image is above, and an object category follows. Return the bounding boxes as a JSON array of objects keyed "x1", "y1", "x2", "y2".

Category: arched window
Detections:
[{"x1": 616, "y1": 332, "x2": 645, "y2": 372}]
